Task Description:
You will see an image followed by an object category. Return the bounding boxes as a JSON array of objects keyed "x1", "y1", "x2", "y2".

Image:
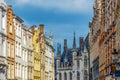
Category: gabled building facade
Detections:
[
  {"x1": 32, "y1": 25, "x2": 41, "y2": 80},
  {"x1": 55, "y1": 33, "x2": 89, "y2": 80},
  {"x1": 21, "y1": 25, "x2": 28, "y2": 80},
  {"x1": 89, "y1": 0, "x2": 120, "y2": 80},
  {"x1": 27, "y1": 27, "x2": 34, "y2": 80},
  {"x1": 13, "y1": 14, "x2": 23, "y2": 80},
  {"x1": 7, "y1": 5, "x2": 15, "y2": 80},
  {"x1": 45, "y1": 32, "x2": 54, "y2": 80}
]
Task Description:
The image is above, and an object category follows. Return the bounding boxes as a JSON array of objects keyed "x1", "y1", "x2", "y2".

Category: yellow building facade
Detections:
[
  {"x1": 32, "y1": 25, "x2": 41, "y2": 80},
  {"x1": 32, "y1": 24, "x2": 46, "y2": 80}
]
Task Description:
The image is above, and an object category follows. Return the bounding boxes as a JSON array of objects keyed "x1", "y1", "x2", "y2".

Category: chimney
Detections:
[
  {"x1": 57, "y1": 43, "x2": 61, "y2": 57},
  {"x1": 79, "y1": 37, "x2": 83, "y2": 47},
  {"x1": 64, "y1": 39, "x2": 67, "y2": 52},
  {"x1": 79, "y1": 37, "x2": 84, "y2": 51},
  {"x1": 39, "y1": 24, "x2": 44, "y2": 33},
  {"x1": 30, "y1": 25, "x2": 36, "y2": 33}
]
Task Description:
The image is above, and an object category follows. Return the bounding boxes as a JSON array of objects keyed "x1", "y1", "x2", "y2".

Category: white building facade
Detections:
[
  {"x1": 21, "y1": 25, "x2": 28, "y2": 80},
  {"x1": 0, "y1": 0, "x2": 7, "y2": 79},
  {"x1": 45, "y1": 33, "x2": 54, "y2": 80},
  {"x1": 27, "y1": 27, "x2": 34, "y2": 80},
  {"x1": 13, "y1": 15, "x2": 23, "y2": 79},
  {"x1": 55, "y1": 33, "x2": 89, "y2": 80}
]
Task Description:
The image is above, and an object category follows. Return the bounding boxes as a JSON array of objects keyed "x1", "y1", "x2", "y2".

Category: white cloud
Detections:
[{"x1": 13, "y1": 0, "x2": 93, "y2": 13}]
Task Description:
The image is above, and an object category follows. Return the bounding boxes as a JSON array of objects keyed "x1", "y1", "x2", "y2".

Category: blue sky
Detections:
[{"x1": 7, "y1": 0, "x2": 94, "y2": 53}]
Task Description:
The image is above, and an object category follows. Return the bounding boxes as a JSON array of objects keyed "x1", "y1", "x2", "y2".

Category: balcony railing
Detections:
[
  {"x1": 58, "y1": 67, "x2": 72, "y2": 70},
  {"x1": 74, "y1": 56, "x2": 82, "y2": 60}
]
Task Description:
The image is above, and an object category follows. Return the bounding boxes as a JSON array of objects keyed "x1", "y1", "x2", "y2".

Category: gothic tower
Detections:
[{"x1": 73, "y1": 32, "x2": 76, "y2": 49}]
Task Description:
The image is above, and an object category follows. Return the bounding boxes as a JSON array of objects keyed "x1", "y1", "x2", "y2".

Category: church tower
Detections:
[
  {"x1": 73, "y1": 32, "x2": 76, "y2": 49},
  {"x1": 72, "y1": 32, "x2": 77, "y2": 56}
]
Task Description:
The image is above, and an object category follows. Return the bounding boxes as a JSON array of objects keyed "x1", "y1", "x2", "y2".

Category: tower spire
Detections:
[
  {"x1": 57, "y1": 43, "x2": 61, "y2": 57},
  {"x1": 64, "y1": 39, "x2": 67, "y2": 52},
  {"x1": 73, "y1": 32, "x2": 76, "y2": 49}
]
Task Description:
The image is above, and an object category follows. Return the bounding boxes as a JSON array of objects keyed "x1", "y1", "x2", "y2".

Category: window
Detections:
[
  {"x1": 84, "y1": 56, "x2": 87, "y2": 67},
  {"x1": 25, "y1": 50, "x2": 27, "y2": 62},
  {"x1": 23, "y1": 35, "x2": 26, "y2": 45},
  {"x1": 18, "y1": 25, "x2": 21, "y2": 37},
  {"x1": 11, "y1": 64, "x2": 14, "y2": 79},
  {"x1": 69, "y1": 72, "x2": 72, "y2": 80},
  {"x1": 77, "y1": 71, "x2": 80, "y2": 80},
  {"x1": 19, "y1": 64, "x2": 21, "y2": 77},
  {"x1": 64, "y1": 72, "x2": 67, "y2": 80},
  {"x1": 59, "y1": 73, "x2": 62, "y2": 80},
  {"x1": 2, "y1": 14, "x2": 6, "y2": 29},
  {"x1": 18, "y1": 43, "x2": 21, "y2": 56},
  {"x1": 91, "y1": 28, "x2": 94, "y2": 35},
  {"x1": 16, "y1": 63, "x2": 18, "y2": 77},
  {"x1": 16, "y1": 25, "x2": 18, "y2": 35},
  {"x1": 22, "y1": 50, "x2": 24, "y2": 61},
  {"x1": 8, "y1": 43, "x2": 10, "y2": 57},
  {"x1": 84, "y1": 70, "x2": 87, "y2": 76},
  {"x1": 77, "y1": 60, "x2": 80, "y2": 68},
  {"x1": 29, "y1": 36, "x2": 32, "y2": 47},
  {"x1": 64, "y1": 58, "x2": 68, "y2": 67},
  {"x1": 22, "y1": 66, "x2": 24, "y2": 79},
  {"x1": 11, "y1": 44, "x2": 14, "y2": 58},
  {"x1": 16, "y1": 42, "x2": 18, "y2": 56},
  {"x1": 2, "y1": 40, "x2": 6, "y2": 57},
  {"x1": 8, "y1": 64, "x2": 10, "y2": 78},
  {"x1": 9, "y1": 24, "x2": 12, "y2": 33},
  {"x1": 25, "y1": 67, "x2": 27, "y2": 79}
]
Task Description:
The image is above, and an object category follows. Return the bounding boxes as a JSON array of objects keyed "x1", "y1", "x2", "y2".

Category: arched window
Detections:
[
  {"x1": 64, "y1": 72, "x2": 67, "y2": 80},
  {"x1": 69, "y1": 72, "x2": 72, "y2": 80},
  {"x1": 77, "y1": 71, "x2": 80, "y2": 80},
  {"x1": 84, "y1": 56, "x2": 87, "y2": 67},
  {"x1": 77, "y1": 60, "x2": 80, "y2": 68},
  {"x1": 84, "y1": 70, "x2": 87, "y2": 76},
  {"x1": 59, "y1": 73, "x2": 62, "y2": 80},
  {"x1": 64, "y1": 58, "x2": 68, "y2": 67}
]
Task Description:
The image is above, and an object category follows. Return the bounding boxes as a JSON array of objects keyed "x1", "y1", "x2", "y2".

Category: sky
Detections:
[{"x1": 7, "y1": 0, "x2": 94, "y2": 54}]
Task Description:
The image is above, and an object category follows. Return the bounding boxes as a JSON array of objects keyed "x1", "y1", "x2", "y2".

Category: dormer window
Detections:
[
  {"x1": 64, "y1": 57, "x2": 68, "y2": 67},
  {"x1": 64, "y1": 57, "x2": 68, "y2": 62},
  {"x1": 77, "y1": 60, "x2": 80, "y2": 68}
]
